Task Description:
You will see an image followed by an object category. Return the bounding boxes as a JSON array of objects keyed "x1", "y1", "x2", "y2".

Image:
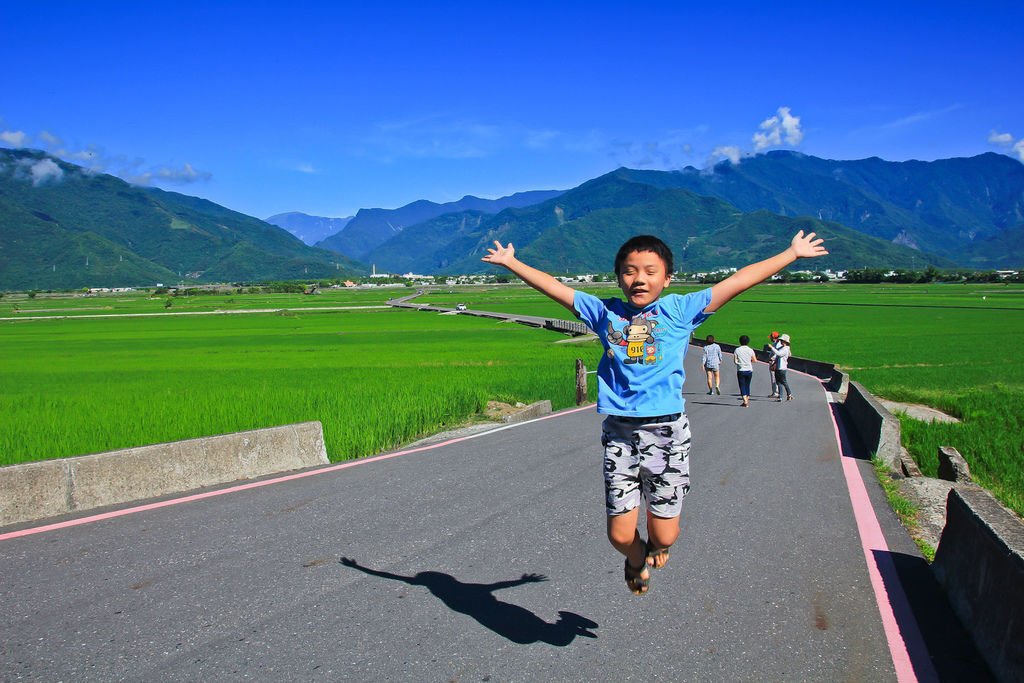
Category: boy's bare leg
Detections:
[
  {"x1": 607, "y1": 509, "x2": 647, "y2": 569},
  {"x1": 646, "y1": 511, "x2": 681, "y2": 568}
]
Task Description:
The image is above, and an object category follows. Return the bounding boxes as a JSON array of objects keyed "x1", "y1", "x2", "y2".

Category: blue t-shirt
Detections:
[{"x1": 574, "y1": 288, "x2": 714, "y2": 417}]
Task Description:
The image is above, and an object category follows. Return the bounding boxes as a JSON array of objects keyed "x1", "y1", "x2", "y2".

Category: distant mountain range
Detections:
[
  {"x1": 264, "y1": 212, "x2": 353, "y2": 246},
  {"x1": 316, "y1": 190, "x2": 564, "y2": 261},
  {"x1": 361, "y1": 172, "x2": 958, "y2": 274},
  {"x1": 0, "y1": 149, "x2": 363, "y2": 290},
  {"x1": 614, "y1": 151, "x2": 1024, "y2": 263},
  {"x1": 1, "y1": 147, "x2": 1021, "y2": 290},
  {"x1": 318, "y1": 151, "x2": 1023, "y2": 273}
]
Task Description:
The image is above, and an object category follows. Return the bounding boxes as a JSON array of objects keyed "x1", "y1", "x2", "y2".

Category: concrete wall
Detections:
[
  {"x1": 837, "y1": 381, "x2": 1024, "y2": 682},
  {"x1": 933, "y1": 487, "x2": 1024, "y2": 682},
  {"x1": 842, "y1": 381, "x2": 902, "y2": 469},
  {"x1": 0, "y1": 421, "x2": 329, "y2": 528},
  {"x1": 501, "y1": 400, "x2": 552, "y2": 424}
]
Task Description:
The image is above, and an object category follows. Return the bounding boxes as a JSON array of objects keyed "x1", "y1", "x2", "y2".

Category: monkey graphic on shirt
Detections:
[{"x1": 607, "y1": 316, "x2": 658, "y2": 365}]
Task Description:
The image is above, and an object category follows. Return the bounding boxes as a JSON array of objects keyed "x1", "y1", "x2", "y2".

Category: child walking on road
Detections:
[
  {"x1": 482, "y1": 231, "x2": 827, "y2": 595},
  {"x1": 702, "y1": 335, "x2": 723, "y2": 395}
]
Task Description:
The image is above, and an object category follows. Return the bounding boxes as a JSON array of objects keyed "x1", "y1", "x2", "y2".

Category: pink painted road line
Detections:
[
  {"x1": 823, "y1": 386, "x2": 936, "y2": 683},
  {"x1": 0, "y1": 405, "x2": 596, "y2": 543}
]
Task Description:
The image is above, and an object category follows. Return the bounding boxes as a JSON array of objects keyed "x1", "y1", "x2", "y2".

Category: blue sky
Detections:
[{"x1": 2, "y1": 1, "x2": 1021, "y2": 220}]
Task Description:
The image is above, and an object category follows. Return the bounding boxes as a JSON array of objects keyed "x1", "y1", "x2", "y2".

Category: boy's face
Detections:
[{"x1": 617, "y1": 249, "x2": 671, "y2": 308}]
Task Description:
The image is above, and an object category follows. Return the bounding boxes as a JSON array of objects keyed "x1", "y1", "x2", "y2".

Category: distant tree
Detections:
[
  {"x1": 885, "y1": 270, "x2": 917, "y2": 283},
  {"x1": 974, "y1": 271, "x2": 1001, "y2": 282},
  {"x1": 846, "y1": 268, "x2": 885, "y2": 283},
  {"x1": 164, "y1": 298, "x2": 173, "y2": 309}
]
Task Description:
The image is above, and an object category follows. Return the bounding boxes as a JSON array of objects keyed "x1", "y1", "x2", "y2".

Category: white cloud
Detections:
[
  {"x1": 779, "y1": 107, "x2": 804, "y2": 145},
  {"x1": 124, "y1": 162, "x2": 211, "y2": 186},
  {"x1": 295, "y1": 162, "x2": 317, "y2": 174},
  {"x1": 753, "y1": 106, "x2": 803, "y2": 151},
  {"x1": 988, "y1": 130, "x2": 1013, "y2": 146},
  {"x1": 27, "y1": 158, "x2": 64, "y2": 186},
  {"x1": 39, "y1": 130, "x2": 63, "y2": 148},
  {"x1": 126, "y1": 171, "x2": 153, "y2": 185},
  {"x1": 753, "y1": 123, "x2": 782, "y2": 151},
  {"x1": 155, "y1": 163, "x2": 212, "y2": 184},
  {"x1": 67, "y1": 147, "x2": 102, "y2": 164},
  {"x1": 1, "y1": 121, "x2": 213, "y2": 186},
  {"x1": 698, "y1": 107, "x2": 805, "y2": 169},
  {"x1": 987, "y1": 130, "x2": 1024, "y2": 160},
  {"x1": 710, "y1": 145, "x2": 742, "y2": 165},
  {"x1": 1, "y1": 130, "x2": 29, "y2": 147},
  {"x1": 876, "y1": 104, "x2": 963, "y2": 130},
  {"x1": 601, "y1": 125, "x2": 712, "y2": 170}
]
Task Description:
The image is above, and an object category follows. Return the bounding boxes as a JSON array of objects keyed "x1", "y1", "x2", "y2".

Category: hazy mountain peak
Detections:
[{"x1": 264, "y1": 212, "x2": 354, "y2": 246}]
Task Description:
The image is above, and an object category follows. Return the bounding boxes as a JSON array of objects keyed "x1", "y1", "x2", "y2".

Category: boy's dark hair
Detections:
[
  {"x1": 614, "y1": 235, "x2": 674, "y2": 276},
  {"x1": 706, "y1": 334, "x2": 715, "y2": 342},
  {"x1": 739, "y1": 334, "x2": 750, "y2": 345}
]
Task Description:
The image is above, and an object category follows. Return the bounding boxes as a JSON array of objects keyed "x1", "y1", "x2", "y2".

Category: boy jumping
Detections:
[{"x1": 482, "y1": 230, "x2": 827, "y2": 594}]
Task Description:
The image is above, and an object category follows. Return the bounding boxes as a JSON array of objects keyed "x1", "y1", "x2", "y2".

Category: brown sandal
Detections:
[{"x1": 624, "y1": 557, "x2": 650, "y2": 595}]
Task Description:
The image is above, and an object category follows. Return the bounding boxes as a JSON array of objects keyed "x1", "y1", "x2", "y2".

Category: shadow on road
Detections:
[
  {"x1": 339, "y1": 557, "x2": 598, "y2": 645},
  {"x1": 875, "y1": 550, "x2": 994, "y2": 682},
  {"x1": 830, "y1": 403, "x2": 872, "y2": 461}
]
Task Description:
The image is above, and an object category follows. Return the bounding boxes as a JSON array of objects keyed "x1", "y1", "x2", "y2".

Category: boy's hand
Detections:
[
  {"x1": 790, "y1": 230, "x2": 828, "y2": 259},
  {"x1": 479, "y1": 240, "x2": 577, "y2": 312},
  {"x1": 708, "y1": 230, "x2": 827, "y2": 312},
  {"x1": 481, "y1": 240, "x2": 516, "y2": 267}
]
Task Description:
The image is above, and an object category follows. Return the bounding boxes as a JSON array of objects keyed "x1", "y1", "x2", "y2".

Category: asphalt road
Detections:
[{"x1": 0, "y1": 352, "x2": 971, "y2": 682}]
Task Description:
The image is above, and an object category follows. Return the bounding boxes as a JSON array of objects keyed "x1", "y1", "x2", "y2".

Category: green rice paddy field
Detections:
[{"x1": 1, "y1": 283, "x2": 1022, "y2": 516}]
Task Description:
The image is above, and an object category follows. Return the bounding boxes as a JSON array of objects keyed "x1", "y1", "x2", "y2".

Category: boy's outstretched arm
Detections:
[
  {"x1": 706, "y1": 230, "x2": 827, "y2": 312},
  {"x1": 481, "y1": 241, "x2": 577, "y2": 313}
]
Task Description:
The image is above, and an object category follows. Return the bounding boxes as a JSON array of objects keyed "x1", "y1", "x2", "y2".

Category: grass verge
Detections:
[{"x1": 871, "y1": 456, "x2": 937, "y2": 562}]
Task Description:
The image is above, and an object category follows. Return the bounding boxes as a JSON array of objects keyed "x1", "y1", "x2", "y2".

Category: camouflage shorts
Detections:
[{"x1": 601, "y1": 413, "x2": 692, "y2": 518}]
